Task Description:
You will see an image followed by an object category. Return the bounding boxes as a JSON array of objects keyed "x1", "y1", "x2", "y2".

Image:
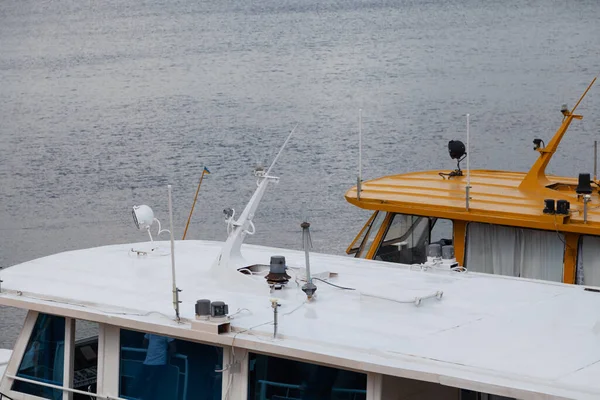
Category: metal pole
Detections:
[
  {"x1": 301, "y1": 222, "x2": 317, "y2": 299},
  {"x1": 358, "y1": 109, "x2": 362, "y2": 200},
  {"x1": 594, "y1": 140, "x2": 597, "y2": 181},
  {"x1": 271, "y1": 299, "x2": 279, "y2": 339},
  {"x1": 584, "y1": 195, "x2": 590, "y2": 223},
  {"x1": 182, "y1": 168, "x2": 207, "y2": 240},
  {"x1": 168, "y1": 185, "x2": 181, "y2": 321},
  {"x1": 466, "y1": 114, "x2": 471, "y2": 211}
]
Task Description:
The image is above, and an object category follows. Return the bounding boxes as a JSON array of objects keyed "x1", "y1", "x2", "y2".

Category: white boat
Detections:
[{"x1": 1, "y1": 132, "x2": 600, "y2": 400}]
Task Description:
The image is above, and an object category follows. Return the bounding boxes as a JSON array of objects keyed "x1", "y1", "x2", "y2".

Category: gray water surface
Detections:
[{"x1": 1, "y1": 0, "x2": 599, "y2": 348}]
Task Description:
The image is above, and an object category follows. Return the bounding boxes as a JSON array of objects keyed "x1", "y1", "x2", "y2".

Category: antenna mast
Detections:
[
  {"x1": 212, "y1": 124, "x2": 298, "y2": 274},
  {"x1": 466, "y1": 114, "x2": 471, "y2": 211},
  {"x1": 357, "y1": 109, "x2": 362, "y2": 200},
  {"x1": 168, "y1": 185, "x2": 181, "y2": 321},
  {"x1": 182, "y1": 167, "x2": 210, "y2": 240}
]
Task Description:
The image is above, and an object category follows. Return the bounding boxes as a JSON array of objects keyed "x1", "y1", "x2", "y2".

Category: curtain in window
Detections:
[
  {"x1": 466, "y1": 223, "x2": 564, "y2": 282},
  {"x1": 577, "y1": 235, "x2": 600, "y2": 286}
]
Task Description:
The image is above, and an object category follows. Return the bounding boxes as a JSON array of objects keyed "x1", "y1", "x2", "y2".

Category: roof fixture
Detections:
[
  {"x1": 441, "y1": 140, "x2": 467, "y2": 178},
  {"x1": 543, "y1": 199, "x2": 555, "y2": 214},
  {"x1": 556, "y1": 199, "x2": 570, "y2": 215},
  {"x1": 576, "y1": 173, "x2": 592, "y2": 195},
  {"x1": 301, "y1": 221, "x2": 317, "y2": 300},
  {"x1": 265, "y1": 256, "x2": 291, "y2": 288},
  {"x1": 210, "y1": 301, "x2": 229, "y2": 319},
  {"x1": 131, "y1": 204, "x2": 170, "y2": 243},
  {"x1": 584, "y1": 194, "x2": 592, "y2": 223},
  {"x1": 195, "y1": 299, "x2": 211, "y2": 320},
  {"x1": 533, "y1": 138, "x2": 545, "y2": 151}
]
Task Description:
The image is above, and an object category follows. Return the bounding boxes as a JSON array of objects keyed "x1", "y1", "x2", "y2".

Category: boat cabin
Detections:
[
  {"x1": 345, "y1": 79, "x2": 600, "y2": 286},
  {"x1": 2, "y1": 239, "x2": 600, "y2": 400}
]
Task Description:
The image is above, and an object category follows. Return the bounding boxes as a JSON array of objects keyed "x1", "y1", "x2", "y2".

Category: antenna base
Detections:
[{"x1": 302, "y1": 282, "x2": 317, "y2": 299}]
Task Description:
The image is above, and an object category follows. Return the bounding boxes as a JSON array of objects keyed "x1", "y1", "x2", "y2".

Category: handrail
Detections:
[{"x1": 6, "y1": 374, "x2": 127, "y2": 400}]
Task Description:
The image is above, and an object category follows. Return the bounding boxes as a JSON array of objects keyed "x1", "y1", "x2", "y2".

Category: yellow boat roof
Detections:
[
  {"x1": 347, "y1": 77, "x2": 600, "y2": 235},
  {"x1": 345, "y1": 170, "x2": 600, "y2": 234}
]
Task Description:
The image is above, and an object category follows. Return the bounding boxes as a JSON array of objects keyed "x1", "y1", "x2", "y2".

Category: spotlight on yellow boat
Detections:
[{"x1": 448, "y1": 140, "x2": 466, "y2": 160}]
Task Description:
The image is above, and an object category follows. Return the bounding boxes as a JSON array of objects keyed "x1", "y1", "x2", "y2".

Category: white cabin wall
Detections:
[
  {"x1": 367, "y1": 373, "x2": 383, "y2": 400},
  {"x1": 381, "y1": 375, "x2": 460, "y2": 400},
  {"x1": 96, "y1": 324, "x2": 120, "y2": 398},
  {"x1": 62, "y1": 317, "x2": 75, "y2": 400},
  {"x1": 222, "y1": 346, "x2": 248, "y2": 400}
]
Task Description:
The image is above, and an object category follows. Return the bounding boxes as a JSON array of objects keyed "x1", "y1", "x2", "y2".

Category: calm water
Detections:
[{"x1": 1, "y1": 0, "x2": 599, "y2": 348}]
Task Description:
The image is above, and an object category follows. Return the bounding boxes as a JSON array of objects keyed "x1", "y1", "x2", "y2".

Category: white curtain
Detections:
[
  {"x1": 578, "y1": 235, "x2": 600, "y2": 286},
  {"x1": 466, "y1": 223, "x2": 564, "y2": 282}
]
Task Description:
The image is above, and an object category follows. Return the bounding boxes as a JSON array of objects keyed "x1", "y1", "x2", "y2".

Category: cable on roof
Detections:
[{"x1": 312, "y1": 277, "x2": 355, "y2": 290}]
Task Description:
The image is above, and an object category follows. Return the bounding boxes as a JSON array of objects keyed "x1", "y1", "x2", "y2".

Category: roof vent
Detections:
[
  {"x1": 576, "y1": 173, "x2": 592, "y2": 195},
  {"x1": 265, "y1": 256, "x2": 291, "y2": 287}
]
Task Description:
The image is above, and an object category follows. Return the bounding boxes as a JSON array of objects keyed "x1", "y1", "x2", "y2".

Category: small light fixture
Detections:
[
  {"x1": 132, "y1": 204, "x2": 170, "y2": 242},
  {"x1": 561, "y1": 103, "x2": 570, "y2": 117}
]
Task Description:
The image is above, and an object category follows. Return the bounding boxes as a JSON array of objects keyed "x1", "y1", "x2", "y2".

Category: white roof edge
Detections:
[{"x1": 0, "y1": 294, "x2": 588, "y2": 400}]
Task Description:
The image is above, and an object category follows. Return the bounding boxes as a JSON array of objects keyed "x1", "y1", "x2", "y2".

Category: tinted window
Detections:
[
  {"x1": 248, "y1": 352, "x2": 366, "y2": 400},
  {"x1": 13, "y1": 313, "x2": 65, "y2": 399}
]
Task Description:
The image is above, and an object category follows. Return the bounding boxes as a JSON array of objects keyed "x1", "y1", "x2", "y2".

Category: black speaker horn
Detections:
[{"x1": 576, "y1": 173, "x2": 592, "y2": 195}]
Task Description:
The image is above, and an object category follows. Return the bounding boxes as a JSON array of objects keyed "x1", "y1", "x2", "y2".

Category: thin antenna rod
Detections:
[
  {"x1": 168, "y1": 185, "x2": 181, "y2": 321},
  {"x1": 466, "y1": 114, "x2": 471, "y2": 211},
  {"x1": 571, "y1": 76, "x2": 597, "y2": 115},
  {"x1": 358, "y1": 109, "x2": 362, "y2": 200},
  {"x1": 266, "y1": 123, "x2": 298, "y2": 177},
  {"x1": 182, "y1": 167, "x2": 209, "y2": 240},
  {"x1": 594, "y1": 140, "x2": 598, "y2": 181},
  {"x1": 467, "y1": 113, "x2": 470, "y2": 186}
]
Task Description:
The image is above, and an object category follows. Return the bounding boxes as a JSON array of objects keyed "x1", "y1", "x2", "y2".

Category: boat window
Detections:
[
  {"x1": 346, "y1": 212, "x2": 377, "y2": 256},
  {"x1": 383, "y1": 374, "x2": 459, "y2": 399},
  {"x1": 465, "y1": 223, "x2": 564, "y2": 282},
  {"x1": 119, "y1": 329, "x2": 223, "y2": 400},
  {"x1": 72, "y1": 320, "x2": 99, "y2": 399},
  {"x1": 374, "y1": 214, "x2": 430, "y2": 264},
  {"x1": 430, "y1": 218, "x2": 453, "y2": 245},
  {"x1": 347, "y1": 211, "x2": 386, "y2": 258},
  {"x1": 248, "y1": 352, "x2": 366, "y2": 400},
  {"x1": 576, "y1": 235, "x2": 600, "y2": 286},
  {"x1": 12, "y1": 313, "x2": 65, "y2": 399},
  {"x1": 461, "y1": 389, "x2": 514, "y2": 400}
]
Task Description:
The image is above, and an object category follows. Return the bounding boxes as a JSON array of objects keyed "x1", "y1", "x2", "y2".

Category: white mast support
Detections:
[
  {"x1": 358, "y1": 109, "x2": 362, "y2": 200},
  {"x1": 466, "y1": 114, "x2": 471, "y2": 211},
  {"x1": 213, "y1": 124, "x2": 298, "y2": 275},
  {"x1": 168, "y1": 185, "x2": 181, "y2": 321}
]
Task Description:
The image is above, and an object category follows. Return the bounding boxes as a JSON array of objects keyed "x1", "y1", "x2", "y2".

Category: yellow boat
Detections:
[{"x1": 345, "y1": 77, "x2": 600, "y2": 286}]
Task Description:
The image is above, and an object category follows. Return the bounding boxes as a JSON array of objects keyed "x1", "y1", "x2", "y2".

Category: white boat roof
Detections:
[{"x1": 1, "y1": 240, "x2": 599, "y2": 399}]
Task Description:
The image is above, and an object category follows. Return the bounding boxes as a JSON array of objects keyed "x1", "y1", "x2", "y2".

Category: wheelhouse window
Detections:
[
  {"x1": 248, "y1": 352, "x2": 366, "y2": 400},
  {"x1": 371, "y1": 214, "x2": 453, "y2": 264},
  {"x1": 12, "y1": 313, "x2": 65, "y2": 399},
  {"x1": 346, "y1": 211, "x2": 385, "y2": 258},
  {"x1": 576, "y1": 235, "x2": 600, "y2": 286},
  {"x1": 465, "y1": 222, "x2": 564, "y2": 282},
  {"x1": 119, "y1": 329, "x2": 223, "y2": 400},
  {"x1": 72, "y1": 320, "x2": 99, "y2": 398}
]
